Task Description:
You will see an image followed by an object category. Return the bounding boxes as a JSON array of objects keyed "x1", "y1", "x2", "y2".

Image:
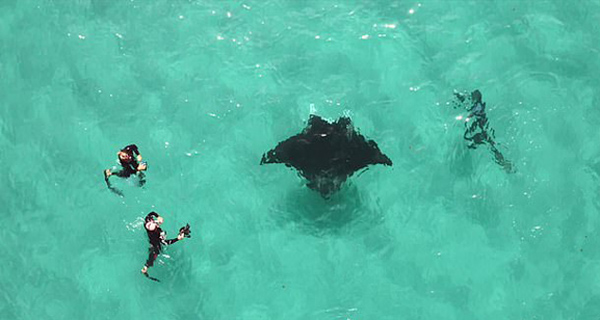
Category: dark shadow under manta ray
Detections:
[{"x1": 261, "y1": 115, "x2": 392, "y2": 197}]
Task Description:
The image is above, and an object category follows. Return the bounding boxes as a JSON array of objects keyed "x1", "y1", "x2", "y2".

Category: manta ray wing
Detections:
[{"x1": 261, "y1": 115, "x2": 392, "y2": 197}]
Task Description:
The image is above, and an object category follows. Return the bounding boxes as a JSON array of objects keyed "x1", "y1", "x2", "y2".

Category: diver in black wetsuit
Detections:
[
  {"x1": 141, "y1": 211, "x2": 191, "y2": 281},
  {"x1": 104, "y1": 144, "x2": 147, "y2": 195},
  {"x1": 454, "y1": 90, "x2": 514, "y2": 173}
]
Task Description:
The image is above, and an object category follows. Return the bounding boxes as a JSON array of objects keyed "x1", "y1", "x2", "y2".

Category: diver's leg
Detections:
[
  {"x1": 104, "y1": 170, "x2": 111, "y2": 187},
  {"x1": 137, "y1": 172, "x2": 146, "y2": 187},
  {"x1": 141, "y1": 247, "x2": 161, "y2": 282},
  {"x1": 104, "y1": 170, "x2": 124, "y2": 196},
  {"x1": 464, "y1": 130, "x2": 473, "y2": 141},
  {"x1": 112, "y1": 168, "x2": 130, "y2": 178},
  {"x1": 467, "y1": 120, "x2": 479, "y2": 133},
  {"x1": 145, "y1": 246, "x2": 159, "y2": 268},
  {"x1": 490, "y1": 145, "x2": 513, "y2": 173},
  {"x1": 464, "y1": 130, "x2": 479, "y2": 149}
]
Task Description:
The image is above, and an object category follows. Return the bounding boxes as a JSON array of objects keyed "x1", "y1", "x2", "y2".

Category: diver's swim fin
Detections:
[
  {"x1": 143, "y1": 272, "x2": 160, "y2": 282},
  {"x1": 104, "y1": 172, "x2": 124, "y2": 197}
]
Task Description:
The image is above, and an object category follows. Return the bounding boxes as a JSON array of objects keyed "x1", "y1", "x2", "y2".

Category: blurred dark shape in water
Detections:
[{"x1": 453, "y1": 90, "x2": 514, "y2": 173}]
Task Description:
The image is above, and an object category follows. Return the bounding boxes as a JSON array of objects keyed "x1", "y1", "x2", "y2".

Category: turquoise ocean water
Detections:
[{"x1": 2, "y1": 0, "x2": 600, "y2": 319}]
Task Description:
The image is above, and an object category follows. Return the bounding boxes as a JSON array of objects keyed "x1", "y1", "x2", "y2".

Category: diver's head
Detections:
[
  {"x1": 145, "y1": 213, "x2": 163, "y2": 230},
  {"x1": 471, "y1": 90, "x2": 482, "y2": 103},
  {"x1": 118, "y1": 150, "x2": 132, "y2": 161}
]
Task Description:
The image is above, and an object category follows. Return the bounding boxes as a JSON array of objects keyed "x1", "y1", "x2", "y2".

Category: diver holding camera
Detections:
[{"x1": 141, "y1": 211, "x2": 191, "y2": 282}]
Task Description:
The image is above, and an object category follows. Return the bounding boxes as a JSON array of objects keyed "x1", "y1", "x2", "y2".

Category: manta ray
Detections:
[{"x1": 261, "y1": 115, "x2": 392, "y2": 197}]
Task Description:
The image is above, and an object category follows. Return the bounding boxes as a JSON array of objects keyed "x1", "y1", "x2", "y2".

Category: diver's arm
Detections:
[
  {"x1": 123, "y1": 144, "x2": 139, "y2": 155},
  {"x1": 131, "y1": 145, "x2": 142, "y2": 161},
  {"x1": 454, "y1": 91, "x2": 466, "y2": 103},
  {"x1": 128, "y1": 152, "x2": 145, "y2": 171},
  {"x1": 123, "y1": 144, "x2": 142, "y2": 161},
  {"x1": 145, "y1": 211, "x2": 160, "y2": 222},
  {"x1": 164, "y1": 232, "x2": 185, "y2": 245},
  {"x1": 164, "y1": 238, "x2": 179, "y2": 245}
]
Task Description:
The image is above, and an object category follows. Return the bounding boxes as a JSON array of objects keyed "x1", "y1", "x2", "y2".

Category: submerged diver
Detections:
[
  {"x1": 104, "y1": 144, "x2": 148, "y2": 195},
  {"x1": 141, "y1": 211, "x2": 191, "y2": 282},
  {"x1": 454, "y1": 90, "x2": 514, "y2": 173}
]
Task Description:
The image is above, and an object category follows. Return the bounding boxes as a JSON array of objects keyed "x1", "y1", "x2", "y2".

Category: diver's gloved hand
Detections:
[
  {"x1": 137, "y1": 162, "x2": 148, "y2": 171},
  {"x1": 454, "y1": 90, "x2": 466, "y2": 103},
  {"x1": 178, "y1": 224, "x2": 191, "y2": 240}
]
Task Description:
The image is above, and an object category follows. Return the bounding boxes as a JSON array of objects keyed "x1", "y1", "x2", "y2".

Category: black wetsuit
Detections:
[
  {"x1": 144, "y1": 212, "x2": 179, "y2": 268},
  {"x1": 456, "y1": 90, "x2": 513, "y2": 172},
  {"x1": 463, "y1": 91, "x2": 491, "y2": 149},
  {"x1": 113, "y1": 144, "x2": 142, "y2": 178},
  {"x1": 105, "y1": 144, "x2": 146, "y2": 195}
]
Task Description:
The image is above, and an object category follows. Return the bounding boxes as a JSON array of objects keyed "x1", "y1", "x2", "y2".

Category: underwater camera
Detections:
[{"x1": 179, "y1": 224, "x2": 191, "y2": 238}]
